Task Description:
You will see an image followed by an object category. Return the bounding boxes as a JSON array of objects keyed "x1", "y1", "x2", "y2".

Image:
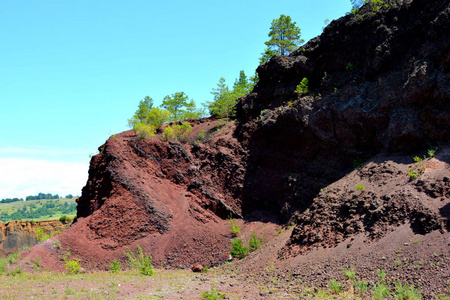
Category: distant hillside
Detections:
[{"x1": 0, "y1": 198, "x2": 77, "y2": 222}]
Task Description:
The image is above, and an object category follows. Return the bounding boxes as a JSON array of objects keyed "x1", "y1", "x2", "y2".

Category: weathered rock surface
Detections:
[
  {"x1": 0, "y1": 220, "x2": 70, "y2": 256},
  {"x1": 236, "y1": 0, "x2": 449, "y2": 253}
]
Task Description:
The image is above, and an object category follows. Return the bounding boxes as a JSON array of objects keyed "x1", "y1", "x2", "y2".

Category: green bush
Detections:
[
  {"x1": 408, "y1": 168, "x2": 419, "y2": 180},
  {"x1": 201, "y1": 287, "x2": 226, "y2": 299},
  {"x1": 65, "y1": 259, "x2": 81, "y2": 274},
  {"x1": 133, "y1": 122, "x2": 157, "y2": 140},
  {"x1": 59, "y1": 215, "x2": 71, "y2": 223},
  {"x1": 356, "y1": 183, "x2": 366, "y2": 191},
  {"x1": 7, "y1": 251, "x2": 21, "y2": 265},
  {"x1": 249, "y1": 233, "x2": 264, "y2": 252},
  {"x1": 427, "y1": 148, "x2": 437, "y2": 158},
  {"x1": 227, "y1": 215, "x2": 240, "y2": 236},
  {"x1": 230, "y1": 238, "x2": 249, "y2": 259},
  {"x1": 163, "y1": 125, "x2": 175, "y2": 141},
  {"x1": 163, "y1": 122, "x2": 192, "y2": 142},
  {"x1": 0, "y1": 257, "x2": 7, "y2": 274},
  {"x1": 295, "y1": 77, "x2": 309, "y2": 94},
  {"x1": 344, "y1": 268, "x2": 356, "y2": 280},
  {"x1": 124, "y1": 245, "x2": 155, "y2": 276},
  {"x1": 110, "y1": 259, "x2": 121, "y2": 273}
]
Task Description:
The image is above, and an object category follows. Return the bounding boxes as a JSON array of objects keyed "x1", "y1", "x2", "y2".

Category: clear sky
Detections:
[{"x1": 0, "y1": 0, "x2": 352, "y2": 199}]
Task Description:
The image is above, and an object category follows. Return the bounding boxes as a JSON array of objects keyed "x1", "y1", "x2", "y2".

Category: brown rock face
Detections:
[
  {"x1": 23, "y1": 0, "x2": 449, "y2": 275},
  {"x1": 0, "y1": 220, "x2": 70, "y2": 256},
  {"x1": 37, "y1": 120, "x2": 247, "y2": 269}
]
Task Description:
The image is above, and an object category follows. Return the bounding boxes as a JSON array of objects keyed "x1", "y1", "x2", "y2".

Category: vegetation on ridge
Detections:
[{"x1": 0, "y1": 197, "x2": 77, "y2": 223}]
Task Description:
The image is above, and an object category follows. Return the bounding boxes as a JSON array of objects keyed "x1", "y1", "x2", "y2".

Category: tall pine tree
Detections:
[{"x1": 260, "y1": 14, "x2": 303, "y2": 64}]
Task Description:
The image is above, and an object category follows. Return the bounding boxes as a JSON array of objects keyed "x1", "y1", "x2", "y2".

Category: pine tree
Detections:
[
  {"x1": 161, "y1": 92, "x2": 201, "y2": 121},
  {"x1": 260, "y1": 14, "x2": 304, "y2": 64}
]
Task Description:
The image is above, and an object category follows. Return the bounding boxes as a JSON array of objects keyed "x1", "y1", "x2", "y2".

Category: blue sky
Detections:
[{"x1": 0, "y1": 0, "x2": 352, "y2": 199}]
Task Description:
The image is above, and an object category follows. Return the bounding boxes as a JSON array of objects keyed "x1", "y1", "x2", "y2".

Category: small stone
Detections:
[{"x1": 191, "y1": 263, "x2": 203, "y2": 273}]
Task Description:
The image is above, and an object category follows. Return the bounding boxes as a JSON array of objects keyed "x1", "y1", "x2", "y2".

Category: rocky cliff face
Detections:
[
  {"x1": 0, "y1": 220, "x2": 70, "y2": 256},
  {"x1": 236, "y1": 0, "x2": 449, "y2": 253},
  {"x1": 23, "y1": 0, "x2": 449, "y2": 275}
]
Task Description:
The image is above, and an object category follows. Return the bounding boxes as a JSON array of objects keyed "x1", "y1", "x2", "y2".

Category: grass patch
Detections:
[{"x1": 201, "y1": 287, "x2": 226, "y2": 299}]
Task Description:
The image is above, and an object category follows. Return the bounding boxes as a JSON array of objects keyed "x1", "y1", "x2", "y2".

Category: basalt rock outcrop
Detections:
[
  {"x1": 236, "y1": 0, "x2": 449, "y2": 255},
  {"x1": 24, "y1": 0, "x2": 449, "y2": 274}
]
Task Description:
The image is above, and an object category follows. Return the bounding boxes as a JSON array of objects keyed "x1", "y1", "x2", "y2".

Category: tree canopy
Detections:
[
  {"x1": 128, "y1": 93, "x2": 203, "y2": 140},
  {"x1": 161, "y1": 92, "x2": 201, "y2": 121},
  {"x1": 206, "y1": 70, "x2": 253, "y2": 118},
  {"x1": 260, "y1": 14, "x2": 304, "y2": 64}
]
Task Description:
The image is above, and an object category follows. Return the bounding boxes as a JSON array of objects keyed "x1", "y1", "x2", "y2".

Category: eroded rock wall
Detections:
[{"x1": 0, "y1": 220, "x2": 70, "y2": 256}]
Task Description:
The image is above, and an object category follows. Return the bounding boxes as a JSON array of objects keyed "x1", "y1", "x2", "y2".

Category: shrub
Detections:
[
  {"x1": 0, "y1": 257, "x2": 7, "y2": 274},
  {"x1": 354, "y1": 278, "x2": 369, "y2": 294},
  {"x1": 329, "y1": 279, "x2": 344, "y2": 294},
  {"x1": 201, "y1": 287, "x2": 226, "y2": 299},
  {"x1": 356, "y1": 183, "x2": 366, "y2": 191},
  {"x1": 196, "y1": 129, "x2": 206, "y2": 143},
  {"x1": 230, "y1": 238, "x2": 249, "y2": 259},
  {"x1": 249, "y1": 233, "x2": 264, "y2": 252},
  {"x1": 133, "y1": 122, "x2": 157, "y2": 140},
  {"x1": 65, "y1": 259, "x2": 81, "y2": 274},
  {"x1": 372, "y1": 282, "x2": 391, "y2": 300},
  {"x1": 7, "y1": 251, "x2": 21, "y2": 264},
  {"x1": 163, "y1": 125, "x2": 175, "y2": 141},
  {"x1": 295, "y1": 77, "x2": 309, "y2": 94},
  {"x1": 428, "y1": 148, "x2": 436, "y2": 158},
  {"x1": 59, "y1": 215, "x2": 71, "y2": 223},
  {"x1": 124, "y1": 245, "x2": 155, "y2": 276},
  {"x1": 408, "y1": 168, "x2": 419, "y2": 180},
  {"x1": 110, "y1": 259, "x2": 121, "y2": 273},
  {"x1": 394, "y1": 282, "x2": 422, "y2": 300},
  {"x1": 227, "y1": 215, "x2": 240, "y2": 236},
  {"x1": 344, "y1": 268, "x2": 356, "y2": 280},
  {"x1": 413, "y1": 156, "x2": 423, "y2": 163},
  {"x1": 163, "y1": 122, "x2": 192, "y2": 142}
]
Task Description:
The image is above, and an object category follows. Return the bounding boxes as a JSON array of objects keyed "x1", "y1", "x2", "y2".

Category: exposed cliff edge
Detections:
[
  {"x1": 21, "y1": 0, "x2": 449, "y2": 296},
  {"x1": 0, "y1": 220, "x2": 70, "y2": 256}
]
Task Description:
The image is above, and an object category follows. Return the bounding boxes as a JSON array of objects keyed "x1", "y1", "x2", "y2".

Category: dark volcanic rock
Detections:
[{"x1": 235, "y1": 0, "x2": 449, "y2": 255}]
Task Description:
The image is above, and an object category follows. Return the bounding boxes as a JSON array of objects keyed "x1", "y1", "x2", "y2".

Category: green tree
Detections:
[
  {"x1": 128, "y1": 97, "x2": 171, "y2": 140},
  {"x1": 207, "y1": 71, "x2": 253, "y2": 118},
  {"x1": 207, "y1": 78, "x2": 236, "y2": 118},
  {"x1": 233, "y1": 70, "x2": 253, "y2": 94},
  {"x1": 161, "y1": 92, "x2": 201, "y2": 121},
  {"x1": 260, "y1": 14, "x2": 304, "y2": 64},
  {"x1": 134, "y1": 96, "x2": 154, "y2": 123}
]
